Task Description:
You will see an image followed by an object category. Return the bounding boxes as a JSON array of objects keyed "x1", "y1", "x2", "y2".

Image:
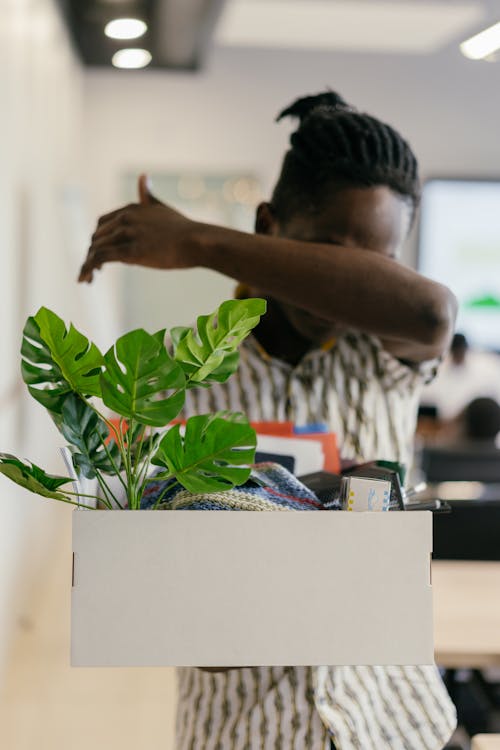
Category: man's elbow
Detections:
[{"x1": 419, "y1": 287, "x2": 458, "y2": 356}]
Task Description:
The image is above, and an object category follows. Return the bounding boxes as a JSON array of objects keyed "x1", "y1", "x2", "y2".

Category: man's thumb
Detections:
[{"x1": 138, "y1": 173, "x2": 159, "y2": 205}]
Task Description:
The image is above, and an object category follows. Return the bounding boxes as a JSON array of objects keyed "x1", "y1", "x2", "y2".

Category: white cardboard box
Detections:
[{"x1": 71, "y1": 510, "x2": 433, "y2": 667}]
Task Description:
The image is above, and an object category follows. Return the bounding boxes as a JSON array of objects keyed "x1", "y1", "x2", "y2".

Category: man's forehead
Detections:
[{"x1": 284, "y1": 185, "x2": 411, "y2": 253}]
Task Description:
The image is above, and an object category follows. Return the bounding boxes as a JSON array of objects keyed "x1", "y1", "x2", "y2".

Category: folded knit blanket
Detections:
[{"x1": 140, "y1": 462, "x2": 338, "y2": 511}]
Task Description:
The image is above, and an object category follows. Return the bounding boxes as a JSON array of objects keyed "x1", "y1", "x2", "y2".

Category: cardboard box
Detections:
[{"x1": 71, "y1": 510, "x2": 433, "y2": 667}]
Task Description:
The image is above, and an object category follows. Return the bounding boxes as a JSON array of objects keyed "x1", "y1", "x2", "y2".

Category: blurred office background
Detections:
[{"x1": 2, "y1": 1, "x2": 500, "y2": 748}]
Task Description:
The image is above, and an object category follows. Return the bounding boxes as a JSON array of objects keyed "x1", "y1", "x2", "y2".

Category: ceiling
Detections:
[
  {"x1": 216, "y1": 1, "x2": 484, "y2": 54},
  {"x1": 57, "y1": 0, "x2": 498, "y2": 70}
]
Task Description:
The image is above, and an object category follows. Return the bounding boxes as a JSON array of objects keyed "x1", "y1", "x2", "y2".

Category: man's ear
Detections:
[{"x1": 255, "y1": 202, "x2": 279, "y2": 235}]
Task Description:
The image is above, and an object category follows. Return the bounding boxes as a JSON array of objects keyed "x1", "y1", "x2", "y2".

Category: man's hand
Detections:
[{"x1": 78, "y1": 174, "x2": 198, "y2": 283}]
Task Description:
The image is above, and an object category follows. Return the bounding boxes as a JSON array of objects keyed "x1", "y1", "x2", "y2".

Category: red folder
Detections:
[{"x1": 252, "y1": 422, "x2": 339, "y2": 474}]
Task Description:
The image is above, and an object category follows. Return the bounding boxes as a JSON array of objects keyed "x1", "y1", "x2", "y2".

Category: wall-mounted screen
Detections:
[{"x1": 418, "y1": 179, "x2": 500, "y2": 351}]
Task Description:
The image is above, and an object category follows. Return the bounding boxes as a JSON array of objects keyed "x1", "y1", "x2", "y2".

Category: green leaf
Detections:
[
  {"x1": 151, "y1": 414, "x2": 257, "y2": 493},
  {"x1": 34, "y1": 308, "x2": 103, "y2": 396},
  {"x1": 59, "y1": 394, "x2": 121, "y2": 479},
  {"x1": 206, "y1": 410, "x2": 250, "y2": 424},
  {"x1": 203, "y1": 351, "x2": 240, "y2": 385},
  {"x1": 101, "y1": 329, "x2": 186, "y2": 427},
  {"x1": 0, "y1": 453, "x2": 72, "y2": 500},
  {"x1": 21, "y1": 309, "x2": 104, "y2": 416},
  {"x1": 21, "y1": 316, "x2": 71, "y2": 417},
  {"x1": 171, "y1": 298, "x2": 266, "y2": 387}
]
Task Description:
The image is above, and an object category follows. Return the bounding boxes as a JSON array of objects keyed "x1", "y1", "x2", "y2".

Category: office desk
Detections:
[
  {"x1": 433, "y1": 561, "x2": 500, "y2": 668},
  {"x1": 472, "y1": 735, "x2": 500, "y2": 750}
]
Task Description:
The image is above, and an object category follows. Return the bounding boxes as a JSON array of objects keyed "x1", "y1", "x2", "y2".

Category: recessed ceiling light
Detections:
[
  {"x1": 112, "y1": 48, "x2": 152, "y2": 69},
  {"x1": 460, "y1": 22, "x2": 500, "y2": 60},
  {"x1": 105, "y1": 18, "x2": 147, "y2": 40}
]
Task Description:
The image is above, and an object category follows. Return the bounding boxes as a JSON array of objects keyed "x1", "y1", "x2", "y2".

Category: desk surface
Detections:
[
  {"x1": 472, "y1": 735, "x2": 500, "y2": 750},
  {"x1": 433, "y1": 561, "x2": 500, "y2": 668}
]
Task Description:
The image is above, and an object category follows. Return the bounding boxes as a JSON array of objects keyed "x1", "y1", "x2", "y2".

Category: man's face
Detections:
[{"x1": 255, "y1": 184, "x2": 412, "y2": 345}]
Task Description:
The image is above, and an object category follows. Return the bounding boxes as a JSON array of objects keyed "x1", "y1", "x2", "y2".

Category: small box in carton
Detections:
[{"x1": 71, "y1": 510, "x2": 433, "y2": 667}]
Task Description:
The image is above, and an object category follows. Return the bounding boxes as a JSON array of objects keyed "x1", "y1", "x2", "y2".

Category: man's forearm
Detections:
[{"x1": 192, "y1": 222, "x2": 456, "y2": 353}]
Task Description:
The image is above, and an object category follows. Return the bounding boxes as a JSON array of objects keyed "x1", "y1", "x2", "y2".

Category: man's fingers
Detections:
[
  {"x1": 96, "y1": 203, "x2": 137, "y2": 227},
  {"x1": 89, "y1": 243, "x2": 134, "y2": 267},
  {"x1": 91, "y1": 224, "x2": 135, "y2": 247},
  {"x1": 78, "y1": 264, "x2": 94, "y2": 283},
  {"x1": 78, "y1": 243, "x2": 136, "y2": 283},
  {"x1": 78, "y1": 233, "x2": 136, "y2": 283},
  {"x1": 92, "y1": 217, "x2": 121, "y2": 242}
]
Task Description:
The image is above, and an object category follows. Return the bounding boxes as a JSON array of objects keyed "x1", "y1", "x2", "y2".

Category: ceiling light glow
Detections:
[
  {"x1": 112, "y1": 48, "x2": 152, "y2": 69},
  {"x1": 105, "y1": 18, "x2": 147, "y2": 40},
  {"x1": 460, "y1": 22, "x2": 500, "y2": 60}
]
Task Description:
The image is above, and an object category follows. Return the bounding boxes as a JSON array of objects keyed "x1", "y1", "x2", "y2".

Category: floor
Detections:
[{"x1": 0, "y1": 507, "x2": 177, "y2": 750}]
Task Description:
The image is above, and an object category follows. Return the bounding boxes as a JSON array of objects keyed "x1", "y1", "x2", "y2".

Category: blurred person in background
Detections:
[
  {"x1": 79, "y1": 91, "x2": 457, "y2": 750},
  {"x1": 421, "y1": 333, "x2": 500, "y2": 421},
  {"x1": 435, "y1": 396, "x2": 500, "y2": 447},
  {"x1": 464, "y1": 397, "x2": 500, "y2": 442}
]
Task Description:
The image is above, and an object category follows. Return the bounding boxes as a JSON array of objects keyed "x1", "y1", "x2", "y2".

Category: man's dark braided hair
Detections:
[{"x1": 271, "y1": 91, "x2": 420, "y2": 223}]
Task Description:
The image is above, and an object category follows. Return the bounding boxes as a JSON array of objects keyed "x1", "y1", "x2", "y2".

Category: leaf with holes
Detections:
[
  {"x1": 21, "y1": 316, "x2": 71, "y2": 418},
  {"x1": 21, "y1": 308, "x2": 104, "y2": 417},
  {"x1": 101, "y1": 329, "x2": 186, "y2": 427},
  {"x1": 151, "y1": 414, "x2": 257, "y2": 493},
  {"x1": 171, "y1": 298, "x2": 266, "y2": 387},
  {"x1": 0, "y1": 453, "x2": 72, "y2": 500},
  {"x1": 59, "y1": 394, "x2": 121, "y2": 479}
]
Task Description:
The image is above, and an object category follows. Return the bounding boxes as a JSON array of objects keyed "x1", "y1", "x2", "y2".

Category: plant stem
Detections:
[
  {"x1": 65, "y1": 489, "x2": 103, "y2": 501},
  {"x1": 59, "y1": 491, "x2": 100, "y2": 510},
  {"x1": 113, "y1": 416, "x2": 133, "y2": 508},
  {"x1": 93, "y1": 472, "x2": 119, "y2": 510},
  {"x1": 79, "y1": 397, "x2": 129, "y2": 508},
  {"x1": 131, "y1": 425, "x2": 149, "y2": 508},
  {"x1": 96, "y1": 431, "x2": 128, "y2": 495},
  {"x1": 134, "y1": 424, "x2": 147, "y2": 467},
  {"x1": 71, "y1": 487, "x2": 113, "y2": 510},
  {"x1": 152, "y1": 477, "x2": 180, "y2": 510},
  {"x1": 125, "y1": 418, "x2": 137, "y2": 509},
  {"x1": 135, "y1": 434, "x2": 163, "y2": 509}
]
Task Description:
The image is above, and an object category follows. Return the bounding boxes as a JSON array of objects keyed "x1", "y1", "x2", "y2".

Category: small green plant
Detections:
[{"x1": 0, "y1": 299, "x2": 266, "y2": 510}]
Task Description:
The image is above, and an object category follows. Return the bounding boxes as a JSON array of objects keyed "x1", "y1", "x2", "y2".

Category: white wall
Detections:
[
  {"x1": 82, "y1": 44, "x2": 500, "y2": 333},
  {"x1": 0, "y1": 0, "x2": 118, "y2": 681}
]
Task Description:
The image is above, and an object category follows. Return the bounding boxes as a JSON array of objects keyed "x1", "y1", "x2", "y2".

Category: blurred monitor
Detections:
[
  {"x1": 421, "y1": 443, "x2": 500, "y2": 483},
  {"x1": 418, "y1": 179, "x2": 500, "y2": 351}
]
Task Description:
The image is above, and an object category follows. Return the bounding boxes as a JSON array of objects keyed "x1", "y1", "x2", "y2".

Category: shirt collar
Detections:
[{"x1": 247, "y1": 333, "x2": 336, "y2": 369}]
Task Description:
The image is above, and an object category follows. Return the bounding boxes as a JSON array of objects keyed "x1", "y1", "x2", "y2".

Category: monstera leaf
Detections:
[
  {"x1": 0, "y1": 454, "x2": 72, "y2": 500},
  {"x1": 21, "y1": 308, "x2": 103, "y2": 417},
  {"x1": 171, "y1": 298, "x2": 266, "y2": 387},
  {"x1": 101, "y1": 329, "x2": 186, "y2": 427},
  {"x1": 151, "y1": 413, "x2": 257, "y2": 493},
  {"x1": 59, "y1": 394, "x2": 121, "y2": 479},
  {"x1": 21, "y1": 316, "x2": 71, "y2": 417}
]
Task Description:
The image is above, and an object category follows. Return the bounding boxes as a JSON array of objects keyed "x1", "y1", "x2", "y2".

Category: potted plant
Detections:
[{"x1": 0, "y1": 298, "x2": 266, "y2": 510}]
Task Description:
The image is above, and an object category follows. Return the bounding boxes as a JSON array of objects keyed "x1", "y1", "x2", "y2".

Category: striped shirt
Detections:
[{"x1": 176, "y1": 331, "x2": 456, "y2": 750}]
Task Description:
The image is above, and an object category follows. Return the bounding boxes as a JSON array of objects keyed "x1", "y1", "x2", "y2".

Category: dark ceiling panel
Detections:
[{"x1": 56, "y1": 0, "x2": 226, "y2": 70}]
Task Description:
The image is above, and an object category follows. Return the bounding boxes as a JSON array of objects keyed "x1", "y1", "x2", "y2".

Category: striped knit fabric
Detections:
[
  {"x1": 140, "y1": 463, "x2": 333, "y2": 511},
  {"x1": 172, "y1": 331, "x2": 456, "y2": 750}
]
